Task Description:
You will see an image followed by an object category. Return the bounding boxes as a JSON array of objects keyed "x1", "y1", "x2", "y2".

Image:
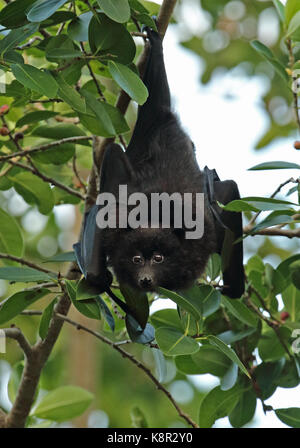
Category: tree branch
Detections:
[
  {"x1": 2, "y1": 327, "x2": 33, "y2": 359},
  {"x1": 0, "y1": 136, "x2": 93, "y2": 162},
  {"x1": 55, "y1": 312, "x2": 198, "y2": 428},
  {"x1": 0, "y1": 253, "x2": 58, "y2": 277},
  {"x1": 7, "y1": 159, "x2": 85, "y2": 200}
]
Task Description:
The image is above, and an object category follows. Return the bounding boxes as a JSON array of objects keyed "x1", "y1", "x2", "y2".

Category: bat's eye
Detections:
[
  {"x1": 132, "y1": 255, "x2": 144, "y2": 264},
  {"x1": 152, "y1": 254, "x2": 164, "y2": 264}
]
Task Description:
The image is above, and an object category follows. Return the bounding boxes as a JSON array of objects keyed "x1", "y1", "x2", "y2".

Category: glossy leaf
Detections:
[
  {"x1": 0, "y1": 208, "x2": 24, "y2": 257},
  {"x1": 108, "y1": 61, "x2": 148, "y2": 105},
  {"x1": 32, "y1": 385, "x2": 93, "y2": 421},
  {"x1": 96, "y1": 0, "x2": 131, "y2": 23},
  {"x1": 275, "y1": 408, "x2": 300, "y2": 428},
  {"x1": 199, "y1": 385, "x2": 243, "y2": 428},
  {"x1": 11, "y1": 64, "x2": 58, "y2": 98},
  {"x1": 208, "y1": 335, "x2": 250, "y2": 377},
  {"x1": 27, "y1": 0, "x2": 69, "y2": 22},
  {"x1": 155, "y1": 326, "x2": 199, "y2": 356},
  {"x1": 0, "y1": 289, "x2": 49, "y2": 325}
]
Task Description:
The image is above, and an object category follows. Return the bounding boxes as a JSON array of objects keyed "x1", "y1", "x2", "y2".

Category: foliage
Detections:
[{"x1": 0, "y1": 0, "x2": 299, "y2": 429}]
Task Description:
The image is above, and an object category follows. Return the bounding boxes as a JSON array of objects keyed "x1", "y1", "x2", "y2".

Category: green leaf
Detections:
[
  {"x1": 255, "y1": 360, "x2": 285, "y2": 400},
  {"x1": 0, "y1": 23, "x2": 38, "y2": 56},
  {"x1": 150, "y1": 309, "x2": 183, "y2": 331},
  {"x1": 221, "y1": 296, "x2": 258, "y2": 328},
  {"x1": 16, "y1": 110, "x2": 57, "y2": 127},
  {"x1": 285, "y1": 0, "x2": 300, "y2": 24},
  {"x1": 7, "y1": 171, "x2": 54, "y2": 214},
  {"x1": 287, "y1": 10, "x2": 300, "y2": 35},
  {"x1": 208, "y1": 335, "x2": 250, "y2": 378},
  {"x1": 273, "y1": 0, "x2": 285, "y2": 23},
  {"x1": 108, "y1": 61, "x2": 148, "y2": 105},
  {"x1": 76, "y1": 277, "x2": 101, "y2": 301},
  {"x1": 32, "y1": 385, "x2": 94, "y2": 421},
  {"x1": 217, "y1": 328, "x2": 256, "y2": 345},
  {"x1": 290, "y1": 260, "x2": 300, "y2": 290},
  {"x1": 32, "y1": 123, "x2": 88, "y2": 142},
  {"x1": 88, "y1": 13, "x2": 122, "y2": 52},
  {"x1": 282, "y1": 285, "x2": 300, "y2": 321},
  {"x1": 39, "y1": 297, "x2": 57, "y2": 340},
  {"x1": 0, "y1": 267, "x2": 54, "y2": 282},
  {"x1": 275, "y1": 408, "x2": 300, "y2": 428},
  {"x1": 65, "y1": 279, "x2": 101, "y2": 320},
  {"x1": 96, "y1": 0, "x2": 131, "y2": 23},
  {"x1": 45, "y1": 251, "x2": 76, "y2": 263},
  {"x1": 0, "y1": 289, "x2": 49, "y2": 325},
  {"x1": 220, "y1": 362, "x2": 238, "y2": 391},
  {"x1": 81, "y1": 90, "x2": 115, "y2": 136},
  {"x1": 27, "y1": 0, "x2": 69, "y2": 22},
  {"x1": 68, "y1": 11, "x2": 93, "y2": 42},
  {"x1": 11, "y1": 64, "x2": 58, "y2": 98},
  {"x1": 155, "y1": 327, "x2": 200, "y2": 356},
  {"x1": 153, "y1": 349, "x2": 167, "y2": 383},
  {"x1": 224, "y1": 197, "x2": 296, "y2": 212},
  {"x1": 46, "y1": 48, "x2": 83, "y2": 59},
  {"x1": 78, "y1": 102, "x2": 129, "y2": 136},
  {"x1": 206, "y1": 253, "x2": 222, "y2": 281},
  {"x1": 32, "y1": 142, "x2": 75, "y2": 165},
  {"x1": 258, "y1": 327, "x2": 291, "y2": 362},
  {"x1": 251, "y1": 210, "x2": 296, "y2": 233},
  {"x1": 229, "y1": 390, "x2": 257, "y2": 428},
  {"x1": 249, "y1": 161, "x2": 300, "y2": 170},
  {"x1": 0, "y1": 208, "x2": 24, "y2": 257},
  {"x1": 198, "y1": 385, "x2": 243, "y2": 428},
  {"x1": 251, "y1": 40, "x2": 289, "y2": 82},
  {"x1": 176, "y1": 345, "x2": 231, "y2": 376},
  {"x1": 0, "y1": 0, "x2": 37, "y2": 28},
  {"x1": 158, "y1": 287, "x2": 201, "y2": 321},
  {"x1": 54, "y1": 73, "x2": 86, "y2": 113}
]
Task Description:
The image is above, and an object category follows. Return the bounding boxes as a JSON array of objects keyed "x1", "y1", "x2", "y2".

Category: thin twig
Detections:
[
  {"x1": 0, "y1": 136, "x2": 93, "y2": 162},
  {"x1": 7, "y1": 159, "x2": 85, "y2": 200},
  {"x1": 55, "y1": 312, "x2": 198, "y2": 428},
  {"x1": 0, "y1": 253, "x2": 58, "y2": 277}
]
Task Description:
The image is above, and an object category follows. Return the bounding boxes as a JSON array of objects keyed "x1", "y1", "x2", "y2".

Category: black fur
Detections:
[{"x1": 74, "y1": 29, "x2": 244, "y2": 298}]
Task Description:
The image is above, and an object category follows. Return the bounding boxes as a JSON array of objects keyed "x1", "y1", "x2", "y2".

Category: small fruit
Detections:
[
  {"x1": 0, "y1": 126, "x2": 9, "y2": 136},
  {"x1": 0, "y1": 104, "x2": 9, "y2": 115},
  {"x1": 280, "y1": 311, "x2": 290, "y2": 321},
  {"x1": 294, "y1": 141, "x2": 300, "y2": 150}
]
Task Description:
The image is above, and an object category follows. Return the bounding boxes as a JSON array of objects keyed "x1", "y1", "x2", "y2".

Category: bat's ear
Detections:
[
  {"x1": 100, "y1": 143, "x2": 135, "y2": 194},
  {"x1": 212, "y1": 179, "x2": 245, "y2": 299}
]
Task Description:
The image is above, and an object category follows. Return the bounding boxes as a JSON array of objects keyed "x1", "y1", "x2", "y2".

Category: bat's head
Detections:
[{"x1": 105, "y1": 227, "x2": 214, "y2": 292}]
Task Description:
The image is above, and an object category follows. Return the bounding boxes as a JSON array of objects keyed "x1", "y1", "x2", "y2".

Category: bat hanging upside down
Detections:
[{"x1": 74, "y1": 28, "x2": 245, "y2": 300}]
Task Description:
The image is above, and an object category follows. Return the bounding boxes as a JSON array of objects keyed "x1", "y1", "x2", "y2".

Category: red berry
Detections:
[
  {"x1": 280, "y1": 311, "x2": 290, "y2": 321},
  {"x1": 0, "y1": 104, "x2": 9, "y2": 115}
]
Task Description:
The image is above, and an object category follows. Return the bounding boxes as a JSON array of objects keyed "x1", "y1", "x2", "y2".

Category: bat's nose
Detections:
[{"x1": 139, "y1": 276, "x2": 152, "y2": 288}]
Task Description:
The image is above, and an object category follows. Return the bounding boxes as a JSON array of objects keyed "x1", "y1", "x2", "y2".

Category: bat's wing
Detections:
[
  {"x1": 73, "y1": 143, "x2": 133, "y2": 291},
  {"x1": 204, "y1": 167, "x2": 245, "y2": 299}
]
